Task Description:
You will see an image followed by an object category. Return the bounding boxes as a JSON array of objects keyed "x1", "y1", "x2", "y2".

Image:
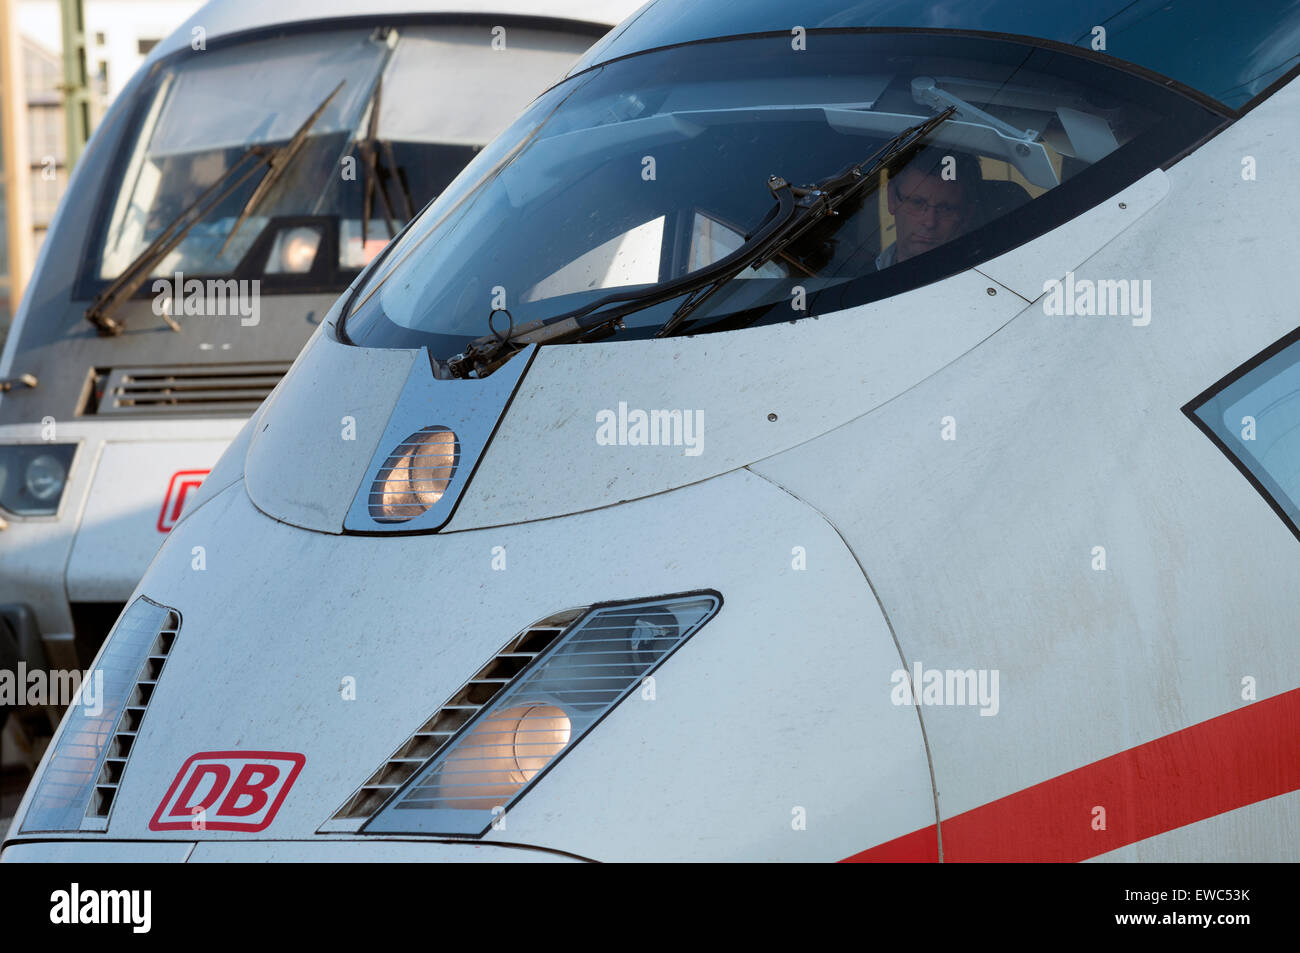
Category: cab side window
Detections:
[{"x1": 1186, "y1": 328, "x2": 1300, "y2": 540}]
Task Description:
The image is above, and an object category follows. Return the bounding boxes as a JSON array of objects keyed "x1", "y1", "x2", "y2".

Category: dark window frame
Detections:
[
  {"x1": 339, "y1": 27, "x2": 1232, "y2": 352},
  {"x1": 72, "y1": 14, "x2": 615, "y2": 305},
  {"x1": 1183, "y1": 324, "x2": 1300, "y2": 543}
]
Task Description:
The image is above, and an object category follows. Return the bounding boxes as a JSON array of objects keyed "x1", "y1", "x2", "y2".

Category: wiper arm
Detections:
[
  {"x1": 86, "y1": 81, "x2": 345, "y2": 336},
  {"x1": 447, "y1": 106, "x2": 955, "y2": 378},
  {"x1": 356, "y1": 74, "x2": 418, "y2": 244},
  {"x1": 446, "y1": 179, "x2": 802, "y2": 378},
  {"x1": 654, "y1": 104, "x2": 957, "y2": 338},
  {"x1": 359, "y1": 75, "x2": 396, "y2": 243},
  {"x1": 86, "y1": 148, "x2": 269, "y2": 335},
  {"x1": 0, "y1": 373, "x2": 38, "y2": 392},
  {"x1": 218, "y1": 81, "x2": 345, "y2": 257}
]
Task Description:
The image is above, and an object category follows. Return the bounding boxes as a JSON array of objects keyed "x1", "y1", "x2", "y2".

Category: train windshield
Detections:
[
  {"x1": 90, "y1": 25, "x2": 584, "y2": 291},
  {"x1": 342, "y1": 30, "x2": 1223, "y2": 360}
]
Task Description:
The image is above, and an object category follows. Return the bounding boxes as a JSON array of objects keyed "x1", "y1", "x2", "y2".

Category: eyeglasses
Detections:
[{"x1": 892, "y1": 187, "x2": 966, "y2": 220}]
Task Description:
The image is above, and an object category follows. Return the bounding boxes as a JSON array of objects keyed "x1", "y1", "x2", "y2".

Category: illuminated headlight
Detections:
[
  {"x1": 364, "y1": 593, "x2": 721, "y2": 835},
  {"x1": 263, "y1": 224, "x2": 324, "y2": 274},
  {"x1": 0, "y1": 443, "x2": 76, "y2": 516},
  {"x1": 368, "y1": 426, "x2": 459, "y2": 523},
  {"x1": 439, "y1": 704, "x2": 572, "y2": 809}
]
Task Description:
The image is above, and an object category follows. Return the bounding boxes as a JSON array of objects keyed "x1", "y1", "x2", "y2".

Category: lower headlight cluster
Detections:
[
  {"x1": 20, "y1": 597, "x2": 179, "y2": 833},
  {"x1": 441, "y1": 704, "x2": 572, "y2": 809},
  {"x1": 362, "y1": 592, "x2": 721, "y2": 836},
  {"x1": 0, "y1": 443, "x2": 77, "y2": 516}
]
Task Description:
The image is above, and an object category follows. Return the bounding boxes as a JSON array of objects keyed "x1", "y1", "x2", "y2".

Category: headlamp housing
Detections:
[
  {"x1": 361, "y1": 593, "x2": 721, "y2": 836},
  {"x1": 0, "y1": 443, "x2": 78, "y2": 516}
]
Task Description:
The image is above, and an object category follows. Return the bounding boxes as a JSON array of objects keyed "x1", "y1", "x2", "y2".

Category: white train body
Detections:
[
  {"x1": 4, "y1": 0, "x2": 1299, "y2": 861},
  {"x1": 0, "y1": 0, "x2": 637, "y2": 674}
]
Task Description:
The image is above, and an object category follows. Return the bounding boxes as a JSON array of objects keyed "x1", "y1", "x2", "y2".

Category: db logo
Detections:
[
  {"x1": 149, "y1": 751, "x2": 305, "y2": 832},
  {"x1": 158, "y1": 469, "x2": 210, "y2": 533}
]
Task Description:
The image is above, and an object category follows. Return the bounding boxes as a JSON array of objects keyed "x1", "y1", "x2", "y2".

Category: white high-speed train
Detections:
[
  {"x1": 4, "y1": 0, "x2": 1299, "y2": 861},
  {"x1": 0, "y1": 0, "x2": 639, "y2": 748}
]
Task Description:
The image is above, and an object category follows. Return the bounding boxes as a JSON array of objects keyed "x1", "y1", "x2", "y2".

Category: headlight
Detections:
[
  {"x1": 269, "y1": 225, "x2": 323, "y2": 274},
  {"x1": 0, "y1": 443, "x2": 77, "y2": 515},
  {"x1": 362, "y1": 592, "x2": 721, "y2": 836},
  {"x1": 438, "y1": 704, "x2": 572, "y2": 809},
  {"x1": 26, "y1": 454, "x2": 67, "y2": 500},
  {"x1": 368, "y1": 426, "x2": 459, "y2": 523}
]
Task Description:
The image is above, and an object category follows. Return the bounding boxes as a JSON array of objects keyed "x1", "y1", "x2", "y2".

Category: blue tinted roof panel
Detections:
[{"x1": 576, "y1": 0, "x2": 1300, "y2": 109}]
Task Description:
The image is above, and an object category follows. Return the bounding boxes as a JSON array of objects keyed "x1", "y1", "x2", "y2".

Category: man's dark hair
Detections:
[{"x1": 885, "y1": 145, "x2": 983, "y2": 207}]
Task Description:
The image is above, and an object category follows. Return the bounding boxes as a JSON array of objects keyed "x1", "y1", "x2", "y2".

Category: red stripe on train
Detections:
[{"x1": 843, "y1": 686, "x2": 1300, "y2": 862}]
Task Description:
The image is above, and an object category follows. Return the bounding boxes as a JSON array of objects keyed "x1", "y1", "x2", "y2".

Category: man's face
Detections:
[{"x1": 887, "y1": 168, "x2": 971, "y2": 263}]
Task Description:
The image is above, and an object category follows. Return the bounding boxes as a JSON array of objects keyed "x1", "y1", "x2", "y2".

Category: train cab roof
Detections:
[
  {"x1": 151, "y1": 0, "x2": 647, "y2": 63},
  {"x1": 570, "y1": 0, "x2": 1300, "y2": 111}
]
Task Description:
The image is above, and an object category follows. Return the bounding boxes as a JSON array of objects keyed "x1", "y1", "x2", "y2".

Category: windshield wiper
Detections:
[
  {"x1": 218, "y1": 81, "x2": 345, "y2": 257},
  {"x1": 357, "y1": 75, "x2": 416, "y2": 244},
  {"x1": 0, "y1": 373, "x2": 37, "y2": 392},
  {"x1": 359, "y1": 75, "x2": 396, "y2": 241},
  {"x1": 446, "y1": 105, "x2": 956, "y2": 379},
  {"x1": 86, "y1": 82, "x2": 345, "y2": 336}
]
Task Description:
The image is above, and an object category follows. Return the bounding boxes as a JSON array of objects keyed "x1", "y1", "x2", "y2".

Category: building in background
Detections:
[
  {"x1": 1, "y1": 176, "x2": 9, "y2": 337},
  {"x1": 1, "y1": 0, "x2": 200, "y2": 342},
  {"x1": 22, "y1": 35, "x2": 65, "y2": 256},
  {"x1": 17, "y1": 0, "x2": 203, "y2": 104}
]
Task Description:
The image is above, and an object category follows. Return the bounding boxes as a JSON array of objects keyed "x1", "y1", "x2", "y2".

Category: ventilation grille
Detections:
[
  {"x1": 94, "y1": 363, "x2": 291, "y2": 416},
  {"x1": 86, "y1": 610, "x2": 180, "y2": 822},
  {"x1": 329, "y1": 608, "x2": 584, "y2": 822},
  {"x1": 367, "y1": 596, "x2": 721, "y2": 835}
]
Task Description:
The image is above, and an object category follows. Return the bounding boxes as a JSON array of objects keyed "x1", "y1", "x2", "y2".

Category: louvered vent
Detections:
[
  {"x1": 85, "y1": 610, "x2": 180, "y2": 823},
  {"x1": 93, "y1": 363, "x2": 291, "y2": 416},
  {"x1": 329, "y1": 608, "x2": 584, "y2": 823},
  {"x1": 365, "y1": 595, "x2": 721, "y2": 836}
]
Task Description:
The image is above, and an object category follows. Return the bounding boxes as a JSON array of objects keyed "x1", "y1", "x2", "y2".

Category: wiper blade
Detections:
[
  {"x1": 359, "y1": 75, "x2": 395, "y2": 243},
  {"x1": 86, "y1": 81, "x2": 345, "y2": 336},
  {"x1": 218, "y1": 81, "x2": 345, "y2": 257},
  {"x1": 357, "y1": 76, "x2": 416, "y2": 243},
  {"x1": 446, "y1": 181, "x2": 802, "y2": 378},
  {"x1": 85, "y1": 149, "x2": 268, "y2": 335},
  {"x1": 0, "y1": 373, "x2": 38, "y2": 392},
  {"x1": 654, "y1": 104, "x2": 957, "y2": 338},
  {"x1": 447, "y1": 106, "x2": 955, "y2": 378}
]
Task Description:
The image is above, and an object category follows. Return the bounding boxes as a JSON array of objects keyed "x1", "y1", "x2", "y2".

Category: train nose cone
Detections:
[{"x1": 10, "y1": 462, "x2": 937, "y2": 861}]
